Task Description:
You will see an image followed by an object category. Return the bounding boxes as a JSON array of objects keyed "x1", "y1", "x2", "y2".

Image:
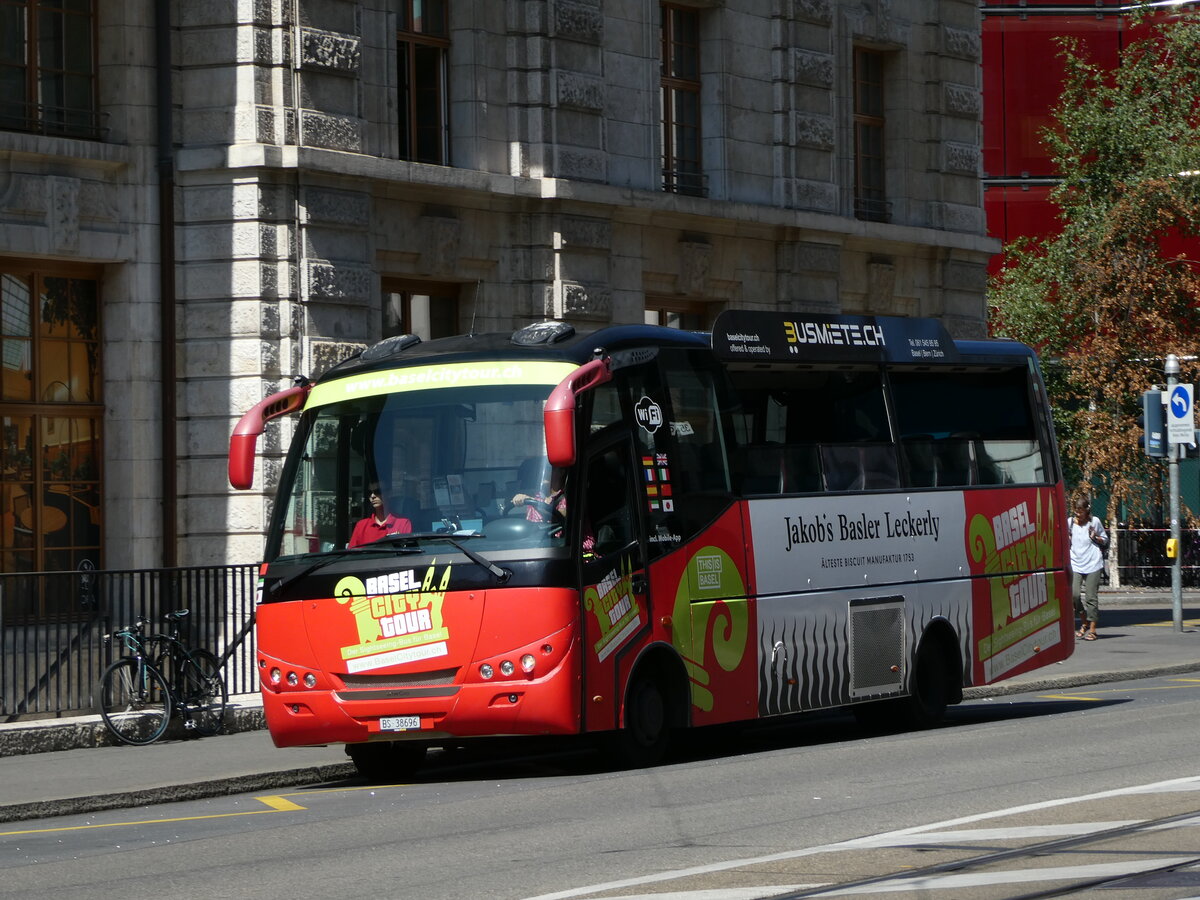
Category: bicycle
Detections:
[{"x1": 96, "y1": 609, "x2": 229, "y2": 745}]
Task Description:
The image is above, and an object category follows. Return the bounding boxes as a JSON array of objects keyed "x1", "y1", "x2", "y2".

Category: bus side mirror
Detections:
[
  {"x1": 228, "y1": 384, "x2": 311, "y2": 489},
  {"x1": 544, "y1": 358, "x2": 612, "y2": 468}
]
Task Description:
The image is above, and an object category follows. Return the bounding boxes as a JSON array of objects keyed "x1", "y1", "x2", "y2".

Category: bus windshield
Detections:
[{"x1": 268, "y1": 366, "x2": 577, "y2": 561}]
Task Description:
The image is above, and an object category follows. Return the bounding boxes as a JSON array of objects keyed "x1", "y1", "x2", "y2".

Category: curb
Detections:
[
  {"x1": 963, "y1": 660, "x2": 1200, "y2": 699},
  {"x1": 0, "y1": 702, "x2": 265, "y2": 758},
  {"x1": 0, "y1": 763, "x2": 358, "y2": 825}
]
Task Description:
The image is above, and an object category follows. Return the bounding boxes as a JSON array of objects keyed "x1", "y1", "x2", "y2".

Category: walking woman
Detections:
[{"x1": 1068, "y1": 496, "x2": 1108, "y2": 641}]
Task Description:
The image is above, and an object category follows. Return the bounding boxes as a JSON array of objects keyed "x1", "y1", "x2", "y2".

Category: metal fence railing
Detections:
[
  {"x1": 0, "y1": 564, "x2": 258, "y2": 721},
  {"x1": 1112, "y1": 528, "x2": 1200, "y2": 588}
]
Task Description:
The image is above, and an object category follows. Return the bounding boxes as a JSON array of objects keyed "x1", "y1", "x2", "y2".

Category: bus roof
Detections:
[{"x1": 318, "y1": 315, "x2": 1037, "y2": 386}]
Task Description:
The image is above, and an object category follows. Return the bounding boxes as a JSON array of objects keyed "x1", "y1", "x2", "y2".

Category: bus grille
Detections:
[{"x1": 338, "y1": 667, "x2": 459, "y2": 690}]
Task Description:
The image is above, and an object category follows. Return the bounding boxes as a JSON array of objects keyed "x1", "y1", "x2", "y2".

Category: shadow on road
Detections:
[{"x1": 331, "y1": 694, "x2": 1127, "y2": 786}]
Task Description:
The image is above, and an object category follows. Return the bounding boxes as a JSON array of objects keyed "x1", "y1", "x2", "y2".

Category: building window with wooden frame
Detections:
[
  {"x1": 645, "y1": 298, "x2": 708, "y2": 331},
  {"x1": 661, "y1": 4, "x2": 704, "y2": 197},
  {"x1": 0, "y1": 0, "x2": 99, "y2": 139},
  {"x1": 398, "y1": 0, "x2": 450, "y2": 164},
  {"x1": 854, "y1": 48, "x2": 888, "y2": 223},
  {"x1": 382, "y1": 280, "x2": 459, "y2": 341},
  {"x1": 0, "y1": 265, "x2": 102, "y2": 619}
]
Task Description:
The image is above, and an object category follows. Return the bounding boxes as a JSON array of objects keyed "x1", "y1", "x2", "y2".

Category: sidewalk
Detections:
[{"x1": 1, "y1": 590, "x2": 1197, "y2": 824}]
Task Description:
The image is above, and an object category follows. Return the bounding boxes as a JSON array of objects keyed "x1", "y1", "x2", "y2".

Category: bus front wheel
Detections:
[
  {"x1": 346, "y1": 741, "x2": 427, "y2": 782},
  {"x1": 612, "y1": 672, "x2": 671, "y2": 768}
]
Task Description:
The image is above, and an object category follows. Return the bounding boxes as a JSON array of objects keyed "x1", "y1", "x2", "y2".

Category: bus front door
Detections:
[{"x1": 579, "y1": 435, "x2": 651, "y2": 733}]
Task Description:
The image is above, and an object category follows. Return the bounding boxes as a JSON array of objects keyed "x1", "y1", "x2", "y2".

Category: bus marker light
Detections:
[
  {"x1": 521, "y1": 654, "x2": 535, "y2": 673},
  {"x1": 541, "y1": 644, "x2": 553, "y2": 654},
  {"x1": 480, "y1": 664, "x2": 494, "y2": 679},
  {"x1": 592, "y1": 695, "x2": 603, "y2": 703},
  {"x1": 890, "y1": 666, "x2": 899, "y2": 673},
  {"x1": 500, "y1": 660, "x2": 515, "y2": 676},
  {"x1": 660, "y1": 616, "x2": 672, "y2": 628}
]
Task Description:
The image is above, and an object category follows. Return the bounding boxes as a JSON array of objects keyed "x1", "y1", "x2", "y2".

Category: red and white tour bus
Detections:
[{"x1": 228, "y1": 312, "x2": 1071, "y2": 777}]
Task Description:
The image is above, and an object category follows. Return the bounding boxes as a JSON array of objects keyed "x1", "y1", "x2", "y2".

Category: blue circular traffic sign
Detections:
[{"x1": 1171, "y1": 385, "x2": 1191, "y2": 419}]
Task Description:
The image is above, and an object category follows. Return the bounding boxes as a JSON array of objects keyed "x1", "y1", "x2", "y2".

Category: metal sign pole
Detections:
[{"x1": 1165, "y1": 354, "x2": 1184, "y2": 632}]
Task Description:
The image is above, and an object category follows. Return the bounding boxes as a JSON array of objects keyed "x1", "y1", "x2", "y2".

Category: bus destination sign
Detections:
[{"x1": 711, "y1": 311, "x2": 959, "y2": 365}]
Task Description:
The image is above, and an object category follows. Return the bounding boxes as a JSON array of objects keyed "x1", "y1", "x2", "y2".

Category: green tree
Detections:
[{"x1": 989, "y1": 10, "x2": 1200, "y2": 518}]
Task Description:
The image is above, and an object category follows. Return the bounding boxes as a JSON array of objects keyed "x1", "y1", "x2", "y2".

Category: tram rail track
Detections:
[{"x1": 774, "y1": 807, "x2": 1200, "y2": 898}]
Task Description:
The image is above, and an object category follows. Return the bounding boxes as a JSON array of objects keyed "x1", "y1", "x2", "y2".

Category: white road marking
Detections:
[{"x1": 522, "y1": 776, "x2": 1200, "y2": 900}]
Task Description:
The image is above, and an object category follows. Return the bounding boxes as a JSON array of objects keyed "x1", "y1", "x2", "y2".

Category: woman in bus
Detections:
[{"x1": 349, "y1": 483, "x2": 413, "y2": 547}]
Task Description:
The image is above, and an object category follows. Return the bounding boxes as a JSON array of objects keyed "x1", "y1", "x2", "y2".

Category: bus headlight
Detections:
[
  {"x1": 500, "y1": 660, "x2": 515, "y2": 676},
  {"x1": 480, "y1": 664, "x2": 494, "y2": 679},
  {"x1": 520, "y1": 654, "x2": 536, "y2": 674},
  {"x1": 304, "y1": 673, "x2": 317, "y2": 688},
  {"x1": 270, "y1": 667, "x2": 282, "y2": 684}
]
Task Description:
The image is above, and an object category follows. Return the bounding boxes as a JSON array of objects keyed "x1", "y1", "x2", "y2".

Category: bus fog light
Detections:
[
  {"x1": 304, "y1": 673, "x2": 317, "y2": 688},
  {"x1": 520, "y1": 654, "x2": 536, "y2": 673},
  {"x1": 286, "y1": 671, "x2": 298, "y2": 686},
  {"x1": 270, "y1": 667, "x2": 282, "y2": 684},
  {"x1": 480, "y1": 664, "x2": 494, "y2": 679},
  {"x1": 500, "y1": 660, "x2": 515, "y2": 676}
]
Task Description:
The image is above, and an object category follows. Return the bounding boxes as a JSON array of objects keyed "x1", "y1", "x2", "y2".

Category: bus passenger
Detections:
[{"x1": 349, "y1": 484, "x2": 413, "y2": 547}]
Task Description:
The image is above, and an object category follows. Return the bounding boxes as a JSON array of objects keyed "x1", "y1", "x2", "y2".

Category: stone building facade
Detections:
[{"x1": 0, "y1": 0, "x2": 994, "y2": 590}]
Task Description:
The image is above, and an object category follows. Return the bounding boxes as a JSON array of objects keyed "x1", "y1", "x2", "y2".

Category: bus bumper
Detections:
[{"x1": 258, "y1": 629, "x2": 581, "y2": 748}]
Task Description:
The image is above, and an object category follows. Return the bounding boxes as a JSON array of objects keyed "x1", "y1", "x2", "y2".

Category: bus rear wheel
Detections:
[
  {"x1": 853, "y1": 640, "x2": 952, "y2": 732},
  {"x1": 905, "y1": 639, "x2": 950, "y2": 728},
  {"x1": 346, "y1": 741, "x2": 427, "y2": 782}
]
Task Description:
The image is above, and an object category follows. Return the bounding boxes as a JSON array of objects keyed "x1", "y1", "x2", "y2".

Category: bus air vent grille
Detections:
[
  {"x1": 848, "y1": 599, "x2": 904, "y2": 698},
  {"x1": 338, "y1": 667, "x2": 459, "y2": 689}
]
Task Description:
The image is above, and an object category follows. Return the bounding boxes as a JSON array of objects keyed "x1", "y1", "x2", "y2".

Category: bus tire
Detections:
[
  {"x1": 613, "y1": 671, "x2": 671, "y2": 768},
  {"x1": 346, "y1": 740, "x2": 427, "y2": 782},
  {"x1": 905, "y1": 638, "x2": 950, "y2": 728}
]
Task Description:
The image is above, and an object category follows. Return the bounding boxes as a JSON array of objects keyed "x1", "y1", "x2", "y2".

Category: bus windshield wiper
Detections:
[
  {"x1": 267, "y1": 542, "x2": 423, "y2": 599},
  {"x1": 367, "y1": 532, "x2": 511, "y2": 583}
]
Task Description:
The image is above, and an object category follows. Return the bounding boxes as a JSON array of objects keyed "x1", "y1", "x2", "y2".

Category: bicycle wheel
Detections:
[
  {"x1": 97, "y1": 658, "x2": 172, "y2": 745},
  {"x1": 178, "y1": 649, "x2": 228, "y2": 736}
]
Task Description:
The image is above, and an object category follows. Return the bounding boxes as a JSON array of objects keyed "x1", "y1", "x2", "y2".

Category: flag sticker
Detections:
[{"x1": 643, "y1": 452, "x2": 673, "y2": 513}]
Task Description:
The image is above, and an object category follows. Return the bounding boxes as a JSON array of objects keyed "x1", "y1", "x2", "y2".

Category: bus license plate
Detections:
[{"x1": 379, "y1": 716, "x2": 420, "y2": 732}]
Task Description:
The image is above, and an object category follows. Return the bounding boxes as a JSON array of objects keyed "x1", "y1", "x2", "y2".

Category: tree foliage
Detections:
[{"x1": 989, "y1": 10, "x2": 1200, "y2": 519}]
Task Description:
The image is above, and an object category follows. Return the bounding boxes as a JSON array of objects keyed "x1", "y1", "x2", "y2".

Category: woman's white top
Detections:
[{"x1": 1069, "y1": 515, "x2": 1107, "y2": 575}]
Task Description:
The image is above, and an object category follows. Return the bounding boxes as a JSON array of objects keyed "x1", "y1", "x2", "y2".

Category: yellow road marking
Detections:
[
  {"x1": 1039, "y1": 693, "x2": 1104, "y2": 701},
  {"x1": 1038, "y1": 681, "x2": 1200, "y2": 702},
  {"x1": 1, "y1": 808, "x2": 284, "y2": 837},
  {"x1": 1134, "y1": 619, "x2": 1200, "y2": 627},
  {"x1": 255, "y1": 795, "x2": 307, "y2": 812}
]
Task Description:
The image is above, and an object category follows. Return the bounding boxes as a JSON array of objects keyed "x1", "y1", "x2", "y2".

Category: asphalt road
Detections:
[{"x1": 2, "y1": 672, "x2": 1198, "y2": 900}]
